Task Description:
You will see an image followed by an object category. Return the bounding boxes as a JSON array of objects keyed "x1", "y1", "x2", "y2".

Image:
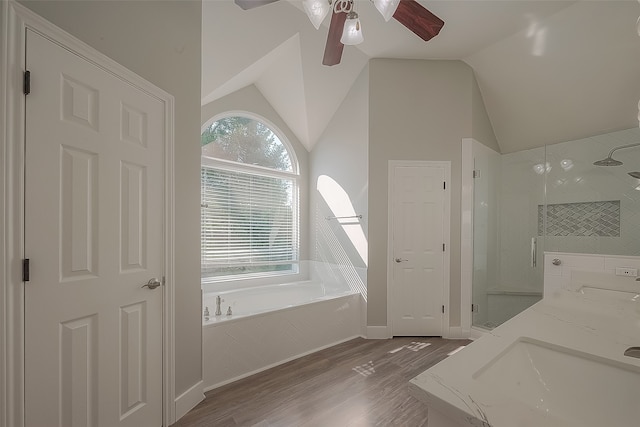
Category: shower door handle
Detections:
[{"x1": 530, "y1": 237, "x2": 537, "y2": 268}]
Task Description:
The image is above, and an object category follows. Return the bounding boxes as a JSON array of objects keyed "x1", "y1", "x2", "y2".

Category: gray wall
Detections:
[
  {"x1": 368, "y1": 58, "x2": 496, "y2": 328},
  {"x1": 310, "y1": 65, "x2": 369, "y2": 294},
  {"x1": 472, "y1": 72, "x2": 500, "y2": 153},
  {"x1": 19, "y1": 0, "x2": 203, "y2": 396},
  {"x1": 201, "y1": 84, "x2": 310, "y2": 263}
]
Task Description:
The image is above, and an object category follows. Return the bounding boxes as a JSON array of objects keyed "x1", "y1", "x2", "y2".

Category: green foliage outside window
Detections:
[{"x1": 201, "y1": 116, "x2": 292, "y2": 172}]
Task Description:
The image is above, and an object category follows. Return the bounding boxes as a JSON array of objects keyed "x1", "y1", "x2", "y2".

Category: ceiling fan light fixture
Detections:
[
  {"x1": 302, "y1": 0, "x2": 331, "y2": 30},
  {"x1": 373, "y1": 0, "x2": 400, "y2": 22},
  {"x1": 341, "y1": 11, "x2": 364, "y2": 45}
]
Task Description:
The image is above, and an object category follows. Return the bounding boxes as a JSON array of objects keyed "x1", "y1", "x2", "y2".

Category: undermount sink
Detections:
[{"x1": 473, "y1": 338, "x2": 640, "y2": 427}]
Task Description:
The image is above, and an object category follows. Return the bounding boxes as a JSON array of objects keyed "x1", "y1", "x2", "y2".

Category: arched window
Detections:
[{"x1": 201, "y1": 114, "x2": 299, "y2": 281}]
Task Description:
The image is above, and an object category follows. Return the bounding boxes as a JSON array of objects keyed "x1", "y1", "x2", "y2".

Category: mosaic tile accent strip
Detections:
[{"x1": 538, "y1": 201, "x2": 620, "y2": 237}]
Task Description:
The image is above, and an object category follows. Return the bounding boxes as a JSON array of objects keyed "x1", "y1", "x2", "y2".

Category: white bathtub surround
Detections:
[
  {"x1": 409, "y1": 253, "x2": 640, "y2": 427},
  {"x1": 203, "y1": 291, "x2": 362, "y2": 391},
  {"x1": 202, "y1": 280, "x2": 354, "y2": 323}
]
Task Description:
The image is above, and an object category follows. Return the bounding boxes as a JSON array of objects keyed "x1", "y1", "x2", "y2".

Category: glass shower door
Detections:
[{"x1": 471, "y1": 143, "x2": 545, "y2": 330}]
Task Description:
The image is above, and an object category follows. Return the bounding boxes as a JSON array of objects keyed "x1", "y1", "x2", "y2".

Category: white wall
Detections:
[
  {"x1": 17, "y1": 0, "x2": 203, "y2": 398},
  {"x1": 310, "y1": 65, "x2": 369, "y2": 300}
]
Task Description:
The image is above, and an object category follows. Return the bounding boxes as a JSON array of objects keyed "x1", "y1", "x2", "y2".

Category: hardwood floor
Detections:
[{"x1": 174, "y1": 337, "x2": 471, "y2": 427}]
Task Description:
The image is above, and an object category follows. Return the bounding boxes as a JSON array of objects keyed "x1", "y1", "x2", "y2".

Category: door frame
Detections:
[
  {"x1": 387, "y1": 160, "x2": 451, "y2": 338},
  {"x1": 1, "y1": 2, "x2": 177, "y2": 426}
]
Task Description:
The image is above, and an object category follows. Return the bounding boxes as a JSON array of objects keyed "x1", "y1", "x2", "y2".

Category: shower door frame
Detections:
[
  {"x1": 460, "y1": 139, "x2": 476, "y2": 338},
  {"x1": 461, "y1": 138, "x2": 546, "y2": 338}
]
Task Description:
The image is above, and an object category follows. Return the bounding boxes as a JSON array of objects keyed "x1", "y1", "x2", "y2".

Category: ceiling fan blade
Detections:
[
  {"x1": 393, "y1": 0, "x2": 444, "y2": 42},
  {"x1": 234, "y1": 0, "x2": 280, "y2": 11},
  {"x1": 322, "y1": 11, "x2": 347, "y2": 66}
]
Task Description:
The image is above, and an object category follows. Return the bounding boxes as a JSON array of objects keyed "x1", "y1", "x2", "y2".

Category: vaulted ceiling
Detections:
[{"x1": 202, "y1": 1, "x2": 640, "y2": 153}]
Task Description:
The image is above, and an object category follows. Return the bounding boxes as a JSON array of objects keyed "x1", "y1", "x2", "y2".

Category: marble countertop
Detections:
[{"x1": 409, "y1": 289, "x2": 640, "y2": 427}]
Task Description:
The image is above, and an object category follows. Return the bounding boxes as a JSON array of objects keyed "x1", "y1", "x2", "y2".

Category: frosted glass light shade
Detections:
[
  {"x1": 373, "y1": 0, "x2": 400, "y2": 22},
  {"x1": 303, "y1": 0, "x2": 331, "y2": 30},
  {"x1": 341, "y1": 13, "x2": 364, "y2": 45}
]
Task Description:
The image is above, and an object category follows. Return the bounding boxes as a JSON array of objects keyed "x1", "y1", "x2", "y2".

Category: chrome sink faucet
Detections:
[
  {"x1": 624, "y1": 347, "x2": 640, "y2": 359},
  {"x1": 215, "y1": 295, "x2": 223, "y2": 316}
]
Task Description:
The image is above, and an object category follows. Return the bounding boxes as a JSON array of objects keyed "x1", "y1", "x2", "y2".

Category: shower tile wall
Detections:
[
  {"x1": 545, "y1": 128, "x2": 640, "y2": 256},
  {"x1": 538, "y1": 201, "x2": 621, "y2": 237}
]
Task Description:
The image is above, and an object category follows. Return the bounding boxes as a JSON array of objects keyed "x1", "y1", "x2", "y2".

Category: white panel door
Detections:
[
  {"x1": 24, "y1": 29, "x2": 164, "y2": 427},
  {"x1": 391, "y1": 164, "x2": 446, "y2": 336}
]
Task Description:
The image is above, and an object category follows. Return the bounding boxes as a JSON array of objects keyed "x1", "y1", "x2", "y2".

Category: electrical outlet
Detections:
[{"x1": 615, "y1": 267, "x2": 638, "y2": 277}]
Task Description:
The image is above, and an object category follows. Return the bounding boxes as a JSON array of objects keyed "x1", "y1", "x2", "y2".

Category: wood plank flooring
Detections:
[{"x1": 174, "y1": 337, "x2": 471, "y2": 427}]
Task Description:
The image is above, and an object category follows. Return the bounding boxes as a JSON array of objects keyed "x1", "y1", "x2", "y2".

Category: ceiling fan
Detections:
[{"x1": 233, "y1": 0, "x2": 445, "y2": 66}]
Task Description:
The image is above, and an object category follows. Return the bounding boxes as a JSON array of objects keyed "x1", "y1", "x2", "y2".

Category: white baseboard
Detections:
[
  {"x1": 175, "y1": 380, "x2": 204, "y2": 421},
  {"x1": 366, "y1": 325, "x2": 391, "y2": 339},
  {"x1": 445, "y1": 326, "x2": 467, "y2": 339}
]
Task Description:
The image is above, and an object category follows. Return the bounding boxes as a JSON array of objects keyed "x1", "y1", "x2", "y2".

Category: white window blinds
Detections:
[{"x1": 201, "y1": 166, "x2": 297, "y2": 279}]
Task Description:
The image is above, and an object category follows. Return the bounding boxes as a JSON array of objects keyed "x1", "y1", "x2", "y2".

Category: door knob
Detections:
[
  {"x1": 142, "y1": 278, "x2": 161, "y2": 290},
  {"x1": 395, "y1": 258, "x2": 408, "y2": 263}
]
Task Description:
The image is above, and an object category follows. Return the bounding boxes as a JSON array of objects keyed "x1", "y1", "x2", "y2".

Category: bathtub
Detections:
[
  {"x1": 202, "y1": 281, "x2": 363, "y2": 391},
  {"x1": 202, "y1": 281, "x2": 353, "y2": 321}
]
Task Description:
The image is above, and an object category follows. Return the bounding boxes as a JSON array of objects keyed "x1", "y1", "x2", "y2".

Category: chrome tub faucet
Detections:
[{"x1": 215, "y1": 295, "x2": 223, "y2": 316}]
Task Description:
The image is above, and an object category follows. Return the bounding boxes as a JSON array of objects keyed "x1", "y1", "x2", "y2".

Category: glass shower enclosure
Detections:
[
  {"x1": 470, "y1": 141, "x2": 545, "y2": 329},
  {"x1": 469, "y1": 127, "x2": 640, "y2": 330}
]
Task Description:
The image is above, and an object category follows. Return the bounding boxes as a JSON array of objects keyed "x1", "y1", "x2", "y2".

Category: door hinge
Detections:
[
  {"x1": 472, "y1": 304, "x2": 478, "y2": 313},
  {"x1": 443, "y1": 181, "x2": 446, "y2": 190},
  {"x1": 23, "y1": 259, "x2": 30, "y2": 282},
  {"x1": 473, "y1": 169, "x2": 480, "y2": 179},
  {"x1": 443, "y1": 243, "x2": 445, "y2": 252},
  {"x1": 441, "y1": 305, "x2": 445, "y2": 314},
  {"x1": 23, "y1": 70, "x2": 31, "y2": 95}
]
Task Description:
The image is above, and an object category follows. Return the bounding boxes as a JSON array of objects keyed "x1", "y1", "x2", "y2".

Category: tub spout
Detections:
[{"x1": 215, "y1": 295, "x2": 223, "y2": 316}]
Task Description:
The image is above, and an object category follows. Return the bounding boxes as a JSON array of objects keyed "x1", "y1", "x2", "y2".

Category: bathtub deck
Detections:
[{"x1": 175, "y1": 337, "x2": 470, "y2": 427}]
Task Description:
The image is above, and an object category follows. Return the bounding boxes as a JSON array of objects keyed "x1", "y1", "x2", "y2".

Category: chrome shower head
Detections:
[
  {"x1": 593, "y1": 142, "x2": 640, "y2": 167},
  {"x1": 593, "y1": 157, "x2": 623, "y2": 166},
  {"x1": 628, "y1": 171, "x2": 640, "y2": 179}
]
